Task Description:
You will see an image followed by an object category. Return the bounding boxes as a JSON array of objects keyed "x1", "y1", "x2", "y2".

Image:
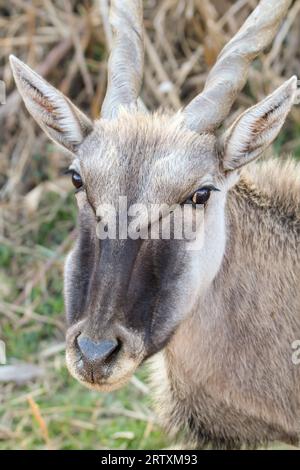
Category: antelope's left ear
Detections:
[
  {"x1": 9, "y1": 55, "x2": 93, "y2": 154},
  {"x1": 220, "y1": 76, "x2": 297, "y2": 171}
]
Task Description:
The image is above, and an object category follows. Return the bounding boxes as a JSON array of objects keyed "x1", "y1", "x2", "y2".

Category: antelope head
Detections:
[{"x1": 10, "y1": 0, "x2": 297, "y2": 391}]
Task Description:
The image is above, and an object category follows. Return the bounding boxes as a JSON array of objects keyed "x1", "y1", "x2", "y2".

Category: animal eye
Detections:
[
  {"x1": 192, "y1": 188, "x2": 211, "y2": 205},
  {"x1": 189, "y1": 186, "x2": 219, "y2": 207},
  {"x1": 71, "y1": 171, "x2": 83, "y2": 190}
]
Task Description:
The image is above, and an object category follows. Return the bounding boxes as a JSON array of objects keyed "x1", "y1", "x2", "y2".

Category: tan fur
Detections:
[{"x1": 150, "y1": 159, "x2": 300, "y2": 449}]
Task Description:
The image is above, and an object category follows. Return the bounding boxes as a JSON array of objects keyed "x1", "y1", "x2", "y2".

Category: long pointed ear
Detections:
[
  {"x1": 221, "y1": 76, "x2": 297, "y2": 171},
  {"x1": 10, "y1": 55, "x2": 93, "y2": 154}
]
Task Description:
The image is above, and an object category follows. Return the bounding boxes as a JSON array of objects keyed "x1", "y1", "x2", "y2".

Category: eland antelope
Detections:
[{"x1": 10, "y1": 0, "x2": 300, "y2": 449}]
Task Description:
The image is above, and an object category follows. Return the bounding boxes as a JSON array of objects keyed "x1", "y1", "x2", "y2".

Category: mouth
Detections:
[
  {"x1": 65, "y1": 321, "x2": 145, "y2": 392},
  {"x1": 66, "y1": 350, "x2": 142, "y2": 391}
]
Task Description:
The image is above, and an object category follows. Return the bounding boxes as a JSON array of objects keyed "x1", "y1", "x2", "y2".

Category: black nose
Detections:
[{"x1": 77, "y1": 335, "x2": 120, "y2": 366}]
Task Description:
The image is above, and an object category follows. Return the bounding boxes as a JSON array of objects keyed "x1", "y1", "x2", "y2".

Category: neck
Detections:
[{"x1": 151, "y1": 174, "x2": 300, "y2": 444}]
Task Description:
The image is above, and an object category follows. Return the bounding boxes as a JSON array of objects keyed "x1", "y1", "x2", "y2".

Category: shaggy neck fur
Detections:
[{"x1": 150, "y1": 159, "x2": 300, "y2": 449}]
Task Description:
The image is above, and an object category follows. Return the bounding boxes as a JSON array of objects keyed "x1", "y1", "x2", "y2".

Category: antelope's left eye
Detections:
[
  {"x1": 192, "y1": 188, "x2": 211, "y2": 205},
  {"x1": 189, "y1": 186, "x2": 219, "y2": 207},
  {"x1": 71, "y1": 171, "x2": 83, "y2": 189}
]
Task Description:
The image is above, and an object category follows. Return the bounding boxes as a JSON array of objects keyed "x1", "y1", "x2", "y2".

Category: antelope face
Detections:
[
  {"x1": 63, "y1": 111, "x2": 225, "y2": 391},
  {"x1": 10, "y1": 0, "x2": 297, "y2": 391}
]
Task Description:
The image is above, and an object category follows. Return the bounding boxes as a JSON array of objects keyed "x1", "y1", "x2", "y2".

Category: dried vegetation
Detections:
[{"x1": 0, "y1": 0, "x2": 300, "y2": 449}]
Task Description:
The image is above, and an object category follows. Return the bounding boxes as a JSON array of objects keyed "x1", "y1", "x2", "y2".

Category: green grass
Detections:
[
  {"x1": 0, "y1": 363, "x2": 167, "y2": 450},
  {"x1": 0, "y1": 187, "x2": 167, "y2": 450}
]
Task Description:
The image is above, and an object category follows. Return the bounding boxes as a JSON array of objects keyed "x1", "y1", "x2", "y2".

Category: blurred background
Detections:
[{"x1": 0, "y1": 0, "x2": 300, "y2": 450}]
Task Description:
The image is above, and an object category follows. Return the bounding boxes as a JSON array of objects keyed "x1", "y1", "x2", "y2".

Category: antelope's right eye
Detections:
[{"x1": 71, "y1": 171, "x2": 83, "y2": 190}]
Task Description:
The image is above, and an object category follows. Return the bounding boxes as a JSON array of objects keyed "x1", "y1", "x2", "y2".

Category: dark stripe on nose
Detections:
[{"x1": 89, "y1": 239, "x2": 143, "y2": 314}]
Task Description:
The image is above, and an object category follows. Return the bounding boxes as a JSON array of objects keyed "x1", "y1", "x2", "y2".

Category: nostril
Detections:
[{"x1": 76, "y1": 334, "x2": 120, "y2": 364}]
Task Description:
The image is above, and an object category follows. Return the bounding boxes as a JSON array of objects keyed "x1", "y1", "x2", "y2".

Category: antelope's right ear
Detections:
[
  {"x1": 10, "y1": 55, "x2": 93, "y2": 154},
  {"x1": 220, "y1": 76, "x2": 297, "y2": 172}
]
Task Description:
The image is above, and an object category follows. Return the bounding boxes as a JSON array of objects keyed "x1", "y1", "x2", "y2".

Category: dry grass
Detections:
[{"x1": 0, "y1": 0, "x2": 300, "y2": 450}]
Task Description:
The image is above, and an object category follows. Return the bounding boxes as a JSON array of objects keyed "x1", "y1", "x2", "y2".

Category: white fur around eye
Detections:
[
  {"x1": 75, "y1": 190, "x2": 87, "y2": 210},
  {"x1": 69, "y1": 159, "x2": 81, "y2": 174}
]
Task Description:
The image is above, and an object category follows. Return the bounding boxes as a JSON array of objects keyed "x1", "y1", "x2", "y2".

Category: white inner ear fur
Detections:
[
  {"x1": 222, "y1": 76, "x2": 297, "y2": 171},
  {"x1": 9, "y1": 55, "x2": 93, "y2": 153}
]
